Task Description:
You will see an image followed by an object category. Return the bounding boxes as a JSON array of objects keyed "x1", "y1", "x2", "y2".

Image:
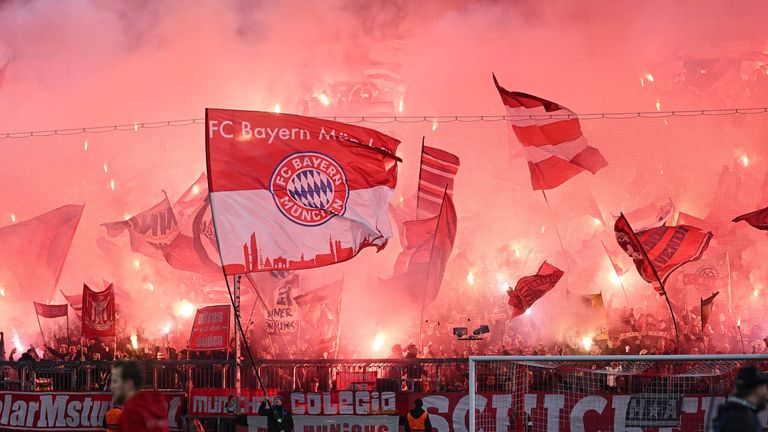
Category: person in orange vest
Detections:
[
  {"x1": 405, "y1": 399, "x2": 432, "y2": 432},
  {"x1": 103, "y1": 404, "x2": 122, "y2": 431}
]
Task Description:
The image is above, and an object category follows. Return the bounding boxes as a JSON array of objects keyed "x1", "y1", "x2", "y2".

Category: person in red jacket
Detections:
[{"x1": 110, "y1": 360, "x2": 169, "y2": 432}]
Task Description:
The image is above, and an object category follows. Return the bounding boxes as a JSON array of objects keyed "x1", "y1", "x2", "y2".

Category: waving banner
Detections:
[
  {"x1": 81, "y1": 283, "x2": 115, "y2": 338},
  {"x1": 206, "y1": 109, "x2": 400, "y2": 275},
  {"x1": 33, "y1": 302, "x2": 68, "y2": 319},
  {"x1": 189, "y1": 305, "x2": 230, "y2": 351}
]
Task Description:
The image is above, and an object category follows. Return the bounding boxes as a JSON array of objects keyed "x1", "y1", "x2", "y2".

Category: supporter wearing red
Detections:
[
  {"x1": 111, "y1": 360, "x2": 169, "y2": 432},
  {"x1": 714, "y1": 365, "x2": 768, "y2": 432},
  {"x1": 258, "y1": 395, "x2": 294, "y2": 432},
  {"x1": 404, "y1": 399, "x2": 432, "y2": 432}
]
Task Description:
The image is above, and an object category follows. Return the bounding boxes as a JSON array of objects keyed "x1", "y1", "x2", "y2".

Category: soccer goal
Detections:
[{"x1": 468, "y1": 354, "x2": 768, "y2": 432}]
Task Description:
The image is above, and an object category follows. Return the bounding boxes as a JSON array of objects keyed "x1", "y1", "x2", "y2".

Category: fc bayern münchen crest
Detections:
[{"x1": 269, "y1": 152, "x2": 349, "y2": 226}]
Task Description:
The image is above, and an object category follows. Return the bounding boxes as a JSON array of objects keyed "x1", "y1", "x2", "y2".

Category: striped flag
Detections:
[
  {"x1": 493, "y1": 74, "x2": 608, "y2": 190},
  {"x1": 417, "y1": 144, "x2": 460, "y2": 216}
]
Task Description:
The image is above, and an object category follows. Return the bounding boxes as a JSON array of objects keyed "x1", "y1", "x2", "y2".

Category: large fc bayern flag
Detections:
[{"x1": 206, "y1": 109, "x2": 401, "y2": 275}]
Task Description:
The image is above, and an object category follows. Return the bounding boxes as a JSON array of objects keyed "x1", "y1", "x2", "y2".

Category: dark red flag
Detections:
[
  {"x1": 508, "y1": 261, "x2": 564, "y2": 317},
  {"x1": 33, "y1": 302, "x2": 68, "y2": 319},
  {"x1": 162, "y1": 197, "x2": 221, "y2": 279},
  {"x1": 733, "y1": 206, "x2": 768, "y2": 230},
  {"x1": 82, "y1": 283, "x2": 116, "y2": 338},
  {"x1": 418, "y1": 145, "x2": 460, "y2": 216},
  {"x1": 493, "y1": 74, "x2": 607, "y2": 190},
  {"x1": 701, "y1": 291, "x2": 719, "y2": 329},
  {"x1": 614, "y1": 214, "x2": 713, "y2": 293},
  {"x1": 0, "y1": 204, "x2": 83, "y2": 301},
  {"x1": 294, "y1": 279, "x2": 343, "y2": 354},
  {"x1": 102, "y1": 195, "x2": 179, "y2": 260}
]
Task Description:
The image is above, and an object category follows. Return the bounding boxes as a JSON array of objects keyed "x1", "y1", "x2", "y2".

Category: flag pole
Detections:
[
  {"x1": 334, "y1": 284, "x2": 343, "y2": 360},
  {"x1": 233, "y1": 275, "x2": 241, "y2": 415},
  {"x1": 419, "y1": 185, "x2": 450, "y2": 348},
  {"x1": 66, "y1": 312, "x2": 70, "y2": 347},
  {"x1": 619, "y1": 213, "x2": 682, "y2": 352},
  {"x1": 600, "y1": 240, "x2": 630, "y2": 305},
  {"x1": 34, "y1": 309, "x2": 46, "y2": 347},
  {"x1": 726, "y1": 250, "x2": 732, "y2": 313},
  {"x1": 540, "y1": 189, "x2": 572, "y2": 274},
  {"x1": 415, "y1": 136, "x2": 426, "y2": 219}
]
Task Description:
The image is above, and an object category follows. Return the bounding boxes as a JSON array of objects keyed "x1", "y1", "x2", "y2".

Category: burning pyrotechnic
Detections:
[
  {"x1": 0, "y1": 286, "x2": 5, "y2": 297},
  {"x1": 467, "y1": 272, "x2": 475, "y2": 286},
  {"x1": 162, "y1": 323, "x2": 172, "y2": 335},
  {"x1": 133, "y1": 259, "x2": 140, "y2": 269},
  {"x1": 741, "y1": 154, "x2": 750, "y2": 167},
  {"x1": 318, "y1": 93, "x2": 330, "y2": 106},
  {"x1": 192, "y1": 185, "x2": 200, "y2": 195},
  {"x1": 145, "y1": 282, "x2": 155, "y2": 291},
  {"x1": 609, "y1": 272, "x2": 621, "y2": 286},
  {"x1": 592, "y1": 217, "x2": 603, "y2": 226},
  {"x1": 737, "y1": 317, "x2": 741, "y2": 327},
  {"x1": 273, "y1": 104, "x2": 281, "y2": 113},
  {"x1": 10, "y1": 213, "x2": 15, "y2": 223},
  {"x1": 130, "y1": 333, "x2": 138, "y2": 350},
  {"x1": 432, "y1": 119, "x2": 438, "y2": 132},
  {"x1": 133, "y1": 123, "x2": 139, "y2": 132},
  {"x1": 645, "y1": 73, "x2": 655, "y2": 83},
  {"x1": 110, "y1": 179, "x2": 115, "y2": 191},
  {"x1": 524, "y1": 308, "x2": 532, "y2": 316},
  {"x1": 398, "y1": 98, "x2": 403, "y2": 113},
  {"x1": 656, "y1": 100, "x2": 662, "y2": 111},
  {"x1": 581, "y1": 336, "x2": 593, "y2": 351},
  {"x1": 103, "y1": 163, "x2": 108, "y2": 173},
  {"x1": 83, "y1": 140, "x2": 88, "y2": 151},
  {"x1": 372, "y1": 332, "x2": 385, "y2": 352},
  {"x1": 754, "y1": 288, "x2": 760, "y2": 298},
  {"x1": 173, "y1": 299, "x2": 196, "y2": 318},
  {"x1": 12, "y1": 331, "x2": 24, "y2": 352}
]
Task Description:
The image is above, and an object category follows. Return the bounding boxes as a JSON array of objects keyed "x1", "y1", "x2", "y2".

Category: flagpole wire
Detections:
[{"x1": 539, "y1": 189, "x2": 572, "y2": 275}]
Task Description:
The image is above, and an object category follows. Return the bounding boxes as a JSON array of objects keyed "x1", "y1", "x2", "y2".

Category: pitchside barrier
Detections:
[{"x1": 469, "y1": 354, "x2": 768, "y2": 432}]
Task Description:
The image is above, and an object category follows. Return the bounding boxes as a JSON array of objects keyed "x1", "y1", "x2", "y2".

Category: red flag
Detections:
[
  {"x1": 60, "y1": 290, "x2": 82, "y2": 319},
  {"x1": 701, "y1": 291, "x2": 719, "y2": 329},
  {"x1": 188, "y1": 305, "x2": 231, "y2": 351},
  {"x1": 33, "y1": 302, "x2": 68, "y2": 319},
  {"x1": 174, "y1": 173, "x2": 208, "y2": 235},
  {"x1": 162, "y1": 197, "x2": 221, "y2": 278},
  {"x1": 733, "y1": 206, "x2": 768, "y2": 230},
  {"x1": 384, "y1": 193, "x2": 458, "y2": 304},
  {"x1": 614, "y1": 214, "x2": 713, "y2": 293},
  {"x1": 294, "y1": 279, "x2": 343, "y2": 354},
  {"x1": 0, "y1": 204, "x2": 83, "y2": 301},
  {"x1": 418, "y1": 145, "x2": 460, "y2": 216},
  {"x1": 508, "y1": 261, "x2": 564, "y2": 317},
  {"x1": 82, "y1": 283, "x2": 116, "y2": 338},
  {"x1": 493, "y1": 74, "x2": 607, "y2": 190},
  {"x1": 206, "y1": 110, "x2": 400, "y2": 275},
  {"x1": 102, "y1": 195, "x2": 179, "y2": 259}
]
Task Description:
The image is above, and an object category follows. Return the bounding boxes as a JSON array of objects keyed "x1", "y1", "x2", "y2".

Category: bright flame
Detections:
[
  {"x1": 645, "y1": 73, "x2": 655, "y2": 83},
  {"x1": 581, "y1": 336, "x2": 593, "y2": 351},
  {"x1": 83, "y1": 140, "x2": 88, "y2": 151},
  {"x1": 655, "y1": 100, "x2": 661, "y2": 111},
  {"x1": 398, "y1": 98, "x2": 403, "y2": 113},
  {"x1": 145, "y1": 282, "x2": 155, "y2": 292},
  {"x1": 754, "y1": 288, "x2": 760, "y2": 298},
  {"x1": 399, "y1": 196, "x2": 404, "y2": 203},
  {"x1": 192, "y1": 185, "x2": 200, "y2": 195},
  {"x1": 738, "y1": 318, "x2": 741, "y2": 327},
  {"x1": 592, "y1": 217, "x2": 603, "y2": 226},
  {"x1": 110, "y1": 179, "x2": 115, "y2": 191},
  {"x1": 130, "y1": 333, "x2": 138, "y2": 350},
  {"x1": 514, "y1": 248, "x2": 521, "y2": 258},
  {"x1": 0, "y1": 286, "x2": 5, "y2": 297},
  {"x1": 173, "y1": 299, "x2": 196, "y2": 318},
  {"x1": 467, "y1": 272, "x2": 475, "y2": 286},
  {"x1": 640, "y1": 77, "x2": 644, "y2": 88},
  {"x1": 10, "y1": 213, "x2": 15, "y2": 223},
  {"x1": 273, "y1": 104, "x2": 281, "y2": 113},
  {"x1": 372, "y1": 332, "x2": 385, "y2": 351},
  {"x1": 123, "y1": 213, "x2": 131, "y2": 221},
  {"x1": 432, "y1": 119, "x2": 438, "y2": 132},
  {"x1": 103, "y1": 163, "x2": 108, "y2": 173},
  {"x1": 540, "y1": 225, "x2": 546, "y2": 234},
  {"x1": 609, "y1": 272, "x2": 621, "y2": 286},
  {"x1": 162, "y1": 323, "x2": 172, "y2": 335},
  {"x1": 319, "y1": 93, "x2": 330, "y2": 106},
  {"x1": 133, "y1": 259, "x2": 140, "y2": 269},
  {"x1": 133, "y1": 123, "x2": 139, "y2": 132},
  {"x1": 741, "y1": 154, "x2": 750, "y2": 167},
  {"x1": 524, "y1": 308, "x2": 532, "y2": 316},
  {"x1": 12, "y1": 331, "x2": 24, "y2": 352}
]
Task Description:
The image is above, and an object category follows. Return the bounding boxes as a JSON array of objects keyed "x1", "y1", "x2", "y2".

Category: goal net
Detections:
[{"x1": 468, "y1": 355, "x2": 768, "y2": 432}]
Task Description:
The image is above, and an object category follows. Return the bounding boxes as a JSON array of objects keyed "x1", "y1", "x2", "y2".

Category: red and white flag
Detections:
[
  {"x1": 33, "y1": 302, "x2": 68, "y2": 319},
  {"x1": 206, "y1": 109, "x2": 400, "y2": 275},
  {"x1": 102, "y1": 194, "x2": 180, "y2": 260},
  {"x1": 82, "y1": 283, "x2": 116, "y2": 338},
  {"x1": 0, "y1": 204, "x2": 83, "y2": 301},
  {"x1": 60, "y1": 289, "x2": 82, "y2": 318},
  {"x1": 417, "y1": 145, "x2": 460, "y2": 216},
  {"x1": 493, "y1": 74, "x2": 608, "y2": 190},
  {"x1": 508, "y1": 261, "x2": 564, "y2": 317},
  {"x1": 174, "y1": 173, "x2": 208, "y2": 235}
]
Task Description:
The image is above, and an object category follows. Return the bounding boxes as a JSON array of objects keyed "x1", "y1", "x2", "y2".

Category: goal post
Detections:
[{"x1": 468, "y1": 354, "x2": 768, "y2": 432}]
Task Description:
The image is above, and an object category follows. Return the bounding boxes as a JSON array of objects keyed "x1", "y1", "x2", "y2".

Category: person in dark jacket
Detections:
[
  {"x1": 258, "y1": 395, "x2": 293, "y2": 432},
  {"x1": 713, "y1": 365, "x2": 768, "y2": 432},
  {"x1": 404, "y1": 399, "x2": 432, "y2": 432}
]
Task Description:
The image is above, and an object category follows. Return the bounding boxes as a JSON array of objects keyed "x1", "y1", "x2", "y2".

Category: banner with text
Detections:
[
  {"x1": 246, "y1": 415, "x2": 398, "y2": 432},
  {"x1": 0, "y1": 391, "x2": 182, "y2": 431},
  {"x1": 188, "y1": 305, "x2": 231, "y2": 351}
]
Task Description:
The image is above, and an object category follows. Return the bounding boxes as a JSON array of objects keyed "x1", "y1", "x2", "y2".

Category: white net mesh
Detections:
[{"x1": 470, "y1": 356, "x2": 759, "y2": 432}]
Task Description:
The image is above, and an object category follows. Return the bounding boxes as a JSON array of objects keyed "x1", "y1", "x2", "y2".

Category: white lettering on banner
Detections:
[
  {"x1": 422, "y1": 396, "x2": 450, "y2": 432},
  {"x1": 544, "y1": 395, "x2": 564, "y2": 431},
  {"x1": 247, "y1": 415, "x2": 398, "y2": 432},
  {"x1": 290, "y1": 392, "x2": 397, "y2": 416},
  {"x1": 0, "y1": 392, "x2": 181, "y2": 431},
  {"x1": 208, "y1": 121, "x2": 312, "y2": 143}
]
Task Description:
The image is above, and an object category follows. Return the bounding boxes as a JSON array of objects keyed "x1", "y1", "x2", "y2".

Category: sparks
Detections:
[
  {"x1": 123, "y1": 213, "x2": 131, "y2": 221},
  {"x1": 145, "y1": 282, "x2": 155, "y2": 292},
  {"x1": 0, "y1": 286, "x2": 5, "y2": 297},
  {"x1": 467, "y1": 272, "x2": 475, "y2": 286},
  {"x1": 399, "y1": 196, "x2": 404, "y2": 203},
  {"x1": 754, "y1": 288, "x2": 760, "y2": 298},
  {"x1": 432, "y1": 119, "x2": 438, "y2": 132},
  {"x1": 12, "y1": 331, "x2": 24, "y2": 352},
  {"x1": 133, "y1": 259, "x2": 140, "y2": 269},
  {"x1": 640, "y1": 77, "x2": 644, "y2": 88},
  {"x1": 645, "y1": 73, "x2": 655, "y2": 83},
  {"x1": 130, "y1": 333, "x2": 138, "y2": 350},
  {"x1": 524, "y1": 308, "x2": 532, "y2": 316},
  {"x1": 319, "y1": 93, "x2": 330, "y2": 106},
  {"x1": 192, "y1": 185, "x2": 200, "y2": 195},
  {"x1": 593, "y1": 217, "x2": 603, "y2": 226},
  {"x1": 514, "y1": 248, "x2": 521, "y2": 258},
  {"x1": 741, "y1": 154, "x2": 750, "y2": 167},
  {"x1": 84, "y1": 140, "x2": 88, "y2": 151},
  {"x1": 581, "y1": 336, "x2": 593, "y2": 351},
  {"x1": 540, "y1": 225, "x2": 546, "y2": 234},
  {"x1": 173, "y1": 299, "x2": 196, "y2": 318},
  {"x1": 110, "y1": 179, "x2": 115, "y2": 191},
  {"x1": 372, "y1": 332, "x2": 385, "y2": 351},
  {"x1": 10, "y1": 213, "x2": 15, "y2": 223},
  {"x1": 133, "y1": 123, "x2": 139, "y2": 132},
  {"x1": 655, "y1": 100, "x2": 661, "y2": 112},
  {"x1": 273, "y1": 104, "x2": 281, "y2": 114},
  {"x1": 737, "y1": 318, "x2": 741, "y2": 327},
  {"x1": 103, "y1": 163, "x2": 108, "y2": 173},
  {"x1": 398, "y1": 98, "x2": 403, "y2": 113},
  {"x1": 162, "y1": 323, "x2": 172, "y2": 335},
  {"x1": 609, "y1": 272, "x2": 621, "y2": 286}
]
